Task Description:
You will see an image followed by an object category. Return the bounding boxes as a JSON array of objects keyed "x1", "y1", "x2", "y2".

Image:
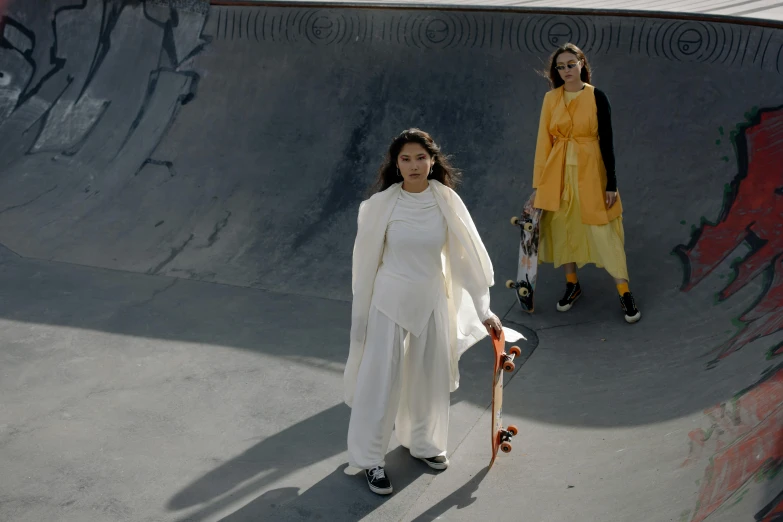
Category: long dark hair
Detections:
[
  {"x1": 544, "y1": 43, "x2": 592, "y2": 89},
  {"x1": 368, "y1": 128, "x2": 461, "y2": 195}
]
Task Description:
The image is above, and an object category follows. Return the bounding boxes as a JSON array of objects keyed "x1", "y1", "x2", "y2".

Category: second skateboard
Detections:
[{"x1": 506, "y1": 191, "x2": 543, "y2": 313}]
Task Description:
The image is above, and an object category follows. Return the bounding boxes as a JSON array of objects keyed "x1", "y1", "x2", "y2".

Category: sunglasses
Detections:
[{"x1": 555, "y1": 61, "x2": 580, "y2": 71}]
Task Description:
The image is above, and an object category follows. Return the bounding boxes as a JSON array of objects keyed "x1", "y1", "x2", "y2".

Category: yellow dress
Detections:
[{"x1": 538, "y1": 89, "x2": 629, "y2": 281}]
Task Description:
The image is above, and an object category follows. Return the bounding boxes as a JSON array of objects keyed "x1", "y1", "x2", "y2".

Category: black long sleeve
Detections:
[{"x1": 594, "y1": 88, "x2": 617, "y2": 192}]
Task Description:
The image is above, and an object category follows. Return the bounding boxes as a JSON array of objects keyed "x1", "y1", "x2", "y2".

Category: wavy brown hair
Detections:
[
  {"x1": 544, "y1": 43, "x2": 592, "y2": 89},
  {"x1": 368, "y1": 128, "x2": 461, "y2": 195}
]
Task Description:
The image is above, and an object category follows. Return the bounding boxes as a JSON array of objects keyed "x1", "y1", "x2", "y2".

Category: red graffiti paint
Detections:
[
  {"x1": 715, "y1": 256, "x2": 783, "y2": 361},
  {"x1": 676, "y1": 106, "x2": 783, "y2": 522},
  {"x1": 759, "y1": 503, "x2": 783, "y2": 522},
  {"x1": 675, "y1": 106, "x2": 783, "y2": 294},
  {"x1": 686, "y1": 366, "x2": 783, "y2": 522},
  {"x1": 674, "y1": 106, "x2": 783, "y2": 360},
  {"x1": 757, "y1": 490, "x2": 783, "y2": 522}
]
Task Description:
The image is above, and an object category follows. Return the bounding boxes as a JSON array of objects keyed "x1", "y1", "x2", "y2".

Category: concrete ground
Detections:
[{"x1": 0, "y1": 1, "x2": 782, "y2": 521}]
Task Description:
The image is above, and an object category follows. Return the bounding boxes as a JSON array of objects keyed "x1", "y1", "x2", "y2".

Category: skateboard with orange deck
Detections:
[{"x1": 489, "y1": 328, "x2": 520, "y2": 468}]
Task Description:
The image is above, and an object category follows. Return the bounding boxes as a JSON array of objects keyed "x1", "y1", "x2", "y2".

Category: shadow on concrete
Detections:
[
  {"x1": 174, "y1": 445, "x2": 437, "y2": 522},
  {"x1": 167, "y1": 403, "x2": 350, "y2": 519},
  {"x1": 409, "y1": 467, "x2": 489, "y2": 522}
]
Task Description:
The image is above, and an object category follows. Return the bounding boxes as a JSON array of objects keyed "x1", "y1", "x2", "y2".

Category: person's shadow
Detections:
[
  {"x1": 168, "y1": 404, "x2": 351, "y2": 521},
  {"x1": 218, "y1": 459, "x2": 490, "y2": 522},
  {"x1": 167, "y1": 405, "x2": 442, "y2": 522},
  {"x1": 408, "y1": 466, "x2": 489, "y2": 521},
  {"x1": 217, "y1": 446, "x2": 439, "y2": 521}
]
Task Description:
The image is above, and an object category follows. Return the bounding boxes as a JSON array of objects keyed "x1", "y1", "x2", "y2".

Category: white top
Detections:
[{"x1": 372, "y1": 185, "x2": 448, "y2": 337}]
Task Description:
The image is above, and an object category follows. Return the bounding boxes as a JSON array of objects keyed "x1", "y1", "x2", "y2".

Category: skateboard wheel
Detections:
[
  {"x1": 510, "y1": 346, "x2": 522, "y2": 357},
  {"x1": 518, "y1": 287, "x2": 529, "y2": 297},
  {"x1": 505, "y1": 280, "x2": 515, "y2": 289},
  {"x1": 503, "y1": 360, "x2": 515, "y2": 372},
  {"x1": 523, "y1": 223, "x2": 533, "y2": 232},
  {"x1": 507, "y1": 425, "x2": 518, "y2": 436},
  {"x1": 510, "y1": 216, "x2": 520, "y2": 225},
  {"x1": 500, "y1": 441, "x2": 512, "y2": 453}
]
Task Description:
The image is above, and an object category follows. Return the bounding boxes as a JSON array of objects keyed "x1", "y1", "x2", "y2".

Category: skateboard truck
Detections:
[
  {"x1": 505, "y1": 279, "x2": 531, "y2": 298},
  {"x1": 510, "y1": 215, "x2": 535, "y2": 232},
  {"x1": 502, "y1": 345, "x2": 522, "y2": 372},
  {"x1": 498, "y1": 425, "x2": 519, "y2": 453}
]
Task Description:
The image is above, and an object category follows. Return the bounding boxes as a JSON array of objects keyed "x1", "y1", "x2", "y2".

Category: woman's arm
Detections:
[
  {"x1": 350, "y1": 199, "x2": 385, "y2": 344},
  {"x1": 594, "y1": 88, "x2": 617, "y2": 192},
  {"x1": 439, "y1": 187, "x2": 505, "y2": 335}
]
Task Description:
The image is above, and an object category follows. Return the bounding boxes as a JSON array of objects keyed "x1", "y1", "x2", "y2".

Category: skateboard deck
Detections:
[
  {"x1": 506, "y1": 191, "x2": 543, "y2": 313},
  {"x1": 489, "y1": 329, "x2": 520, "y2": 469}
]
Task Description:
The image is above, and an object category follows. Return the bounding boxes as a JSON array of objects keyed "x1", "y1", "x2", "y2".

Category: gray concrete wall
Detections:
[{"x1": 0, "y1": 2, "x2": 782, "y2": 521}]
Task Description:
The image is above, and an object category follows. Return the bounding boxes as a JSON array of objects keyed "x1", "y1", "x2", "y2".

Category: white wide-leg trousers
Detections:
[{"x1": 347, "y1": 293, "x2": 451, "y2": 469}]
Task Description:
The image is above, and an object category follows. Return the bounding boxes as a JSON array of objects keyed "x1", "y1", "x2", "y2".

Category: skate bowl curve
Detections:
[{"x1": 0, "y1": 1, "x2": 782, "y2": 521}]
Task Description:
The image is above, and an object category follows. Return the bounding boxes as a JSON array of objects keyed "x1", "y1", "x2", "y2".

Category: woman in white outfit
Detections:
[{"x1": 344, "y1": 129, "x2": 523, "y2": 495}]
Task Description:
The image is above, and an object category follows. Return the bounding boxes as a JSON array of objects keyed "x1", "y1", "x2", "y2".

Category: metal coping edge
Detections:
[{"x1": 208, "y1": 0, "x2": 783, "y2": 30}]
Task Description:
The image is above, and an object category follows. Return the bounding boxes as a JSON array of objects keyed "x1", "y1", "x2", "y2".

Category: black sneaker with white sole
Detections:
[
  {"x1": 419, "y1": 455, "x2": 449, "y2": 470},
  {"x1": 365, "y1": 466, "x2": 392, "y2": 495},
  {"x1": 620, "y1": 292, "x2": 641, "y2": 323},
  {"x1": 557, "y1": 281, "x2": 582, "y2": 312}
]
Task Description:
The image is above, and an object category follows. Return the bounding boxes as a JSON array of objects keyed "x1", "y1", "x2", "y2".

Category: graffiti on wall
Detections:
[
  {"x1": 0, "y1": 0, "x2": 207, "y2": 168},
  {"x1": 674, "y1": 105, "x2": 783, "y2": 522}
]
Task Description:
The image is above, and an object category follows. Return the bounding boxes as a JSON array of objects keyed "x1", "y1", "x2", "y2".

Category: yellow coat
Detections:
[{"x1": 532, "y1": 84, "x2": 622, "y2": 225}]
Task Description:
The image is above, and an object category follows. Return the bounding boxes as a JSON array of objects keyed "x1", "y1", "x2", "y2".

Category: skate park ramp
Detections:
[{"x1": 1, "y1": 1, "x2": 782, "y2": 521}]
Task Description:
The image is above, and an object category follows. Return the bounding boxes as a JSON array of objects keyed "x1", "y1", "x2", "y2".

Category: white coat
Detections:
[{"x1": 344, "y1": 179, "x2": 525, "y2": 407}]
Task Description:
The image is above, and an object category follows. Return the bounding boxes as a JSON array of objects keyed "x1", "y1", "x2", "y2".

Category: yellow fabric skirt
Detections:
[{"x1": 539, "y1": 165, "x2": 629, "y2": 281}]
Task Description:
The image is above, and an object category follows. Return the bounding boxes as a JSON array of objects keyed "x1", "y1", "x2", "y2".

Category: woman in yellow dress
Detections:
[{"x1": 532, "y1": 43, "x2": 641, "y2": 323}]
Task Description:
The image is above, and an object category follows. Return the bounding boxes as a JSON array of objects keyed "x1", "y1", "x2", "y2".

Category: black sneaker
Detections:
[
  {"x1": 620, "y1": 292, "x2": 641, "y2": 323},
  {"x1": 418, "y1": 455, "x2": 449, "y2": 470},
  {"x1": 557, "y1": 281, "x2": 582, "y2": 312},
  {"x1": 365, "y1": 466, "x2": 392, "y2": 495}
]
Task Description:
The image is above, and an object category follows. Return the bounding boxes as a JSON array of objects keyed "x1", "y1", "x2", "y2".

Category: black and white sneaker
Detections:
[
  {"x1": 365, "y1": 466, "x2": 393, "y2": 495},
  {"x1": 557, "y1": 281, "x2": 582, "y2": 312},
  {"x1": 620, "y1": 292, "x2": 641, "y2": 323},
  {"x1": 418, "y1": 455, "x2": 449, "y2": 470}
]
